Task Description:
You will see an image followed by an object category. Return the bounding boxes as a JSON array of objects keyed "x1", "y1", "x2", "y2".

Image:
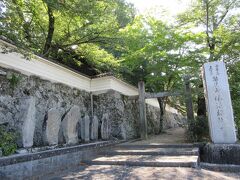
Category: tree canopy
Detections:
[
  {"x1": 0, "y1": 0, "x2": 135, "y2": 75},
  {"x1": 1, "y1": 0, "x2": 240, "y2": 139}
]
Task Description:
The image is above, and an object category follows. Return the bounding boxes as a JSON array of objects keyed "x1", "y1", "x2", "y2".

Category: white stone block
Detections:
[{"x1": 203, "y1": 61, "x2": 237, "y2": 143}]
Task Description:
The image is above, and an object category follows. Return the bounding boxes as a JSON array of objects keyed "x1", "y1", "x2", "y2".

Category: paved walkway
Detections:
[
  {"x1": 50, "y1": 165, "x2": 240, "y2": 180},
  {"x1": 49, "y1": 128, "x2": 240, "y2": 180}
]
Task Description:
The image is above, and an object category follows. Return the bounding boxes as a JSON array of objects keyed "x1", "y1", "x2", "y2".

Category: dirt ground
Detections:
[{"x1": 124, "y1": 127, "x2": 187, "y2": 145}]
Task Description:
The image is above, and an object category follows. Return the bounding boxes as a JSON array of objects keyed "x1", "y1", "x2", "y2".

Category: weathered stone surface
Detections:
[
  {"x1": 62, "y1": 105, "x2": 81, "y2": 144},
  {"x1": 120, "y1": 123, "x2": 127, "y2": 140},
  {"x1": 0, "y1": 96, "x2": 17, "y2": 126},
  {"x1": 16, "y1": 148, "x2": 29, "y2": 154},
  {"x1": 0, "y1": 66, "x2": 185, "y2": 147},
  {"x1": 101, "y1": 113, "x2": 110, "y2": 140},
  {"x1": 0, "y1": 96, "x2": 38, "y2": 147},
  {"x1": 0, "y1": 141, "x2": 114, "y2": 179},
  {"x1": 163, "y1": 105, "x2": 186, "y2": 129},
  {"x1": 90, "y1": 115, "x2": 99, "y2": 140},
  {"x1": 94, "y1": 91, "x2": 139, "y2": 140},
  {"x1": 21, "y1": 97, "x2": 36, "y2": 148},
  {"x1": 81, "y1": 114, "x2": 90, "y2": 142},
  {"x1": 0, "y1": 70, "x2": 6, "y2": 76},
  {"x1": 203, "y1": 61, "x2": 237, "y2": 143},
  {"x1": 201, "y1": 143, "x2": 240, "y2": 165},
  {"x1": 31, "y1": 145, "x2": 57, "y2": 153},
  {"x1": 44, "y1": 108, "x2": 64, "y2": 145},
  {"x1": 94, "y1": 90, "x2": 185, "y2": 140}
]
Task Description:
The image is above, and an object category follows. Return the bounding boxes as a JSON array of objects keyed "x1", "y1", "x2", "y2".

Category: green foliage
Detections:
[
  {"x1": 119, "y1": 0, "x2": 239, "y2": 142},
  {"x1": 229, "y1": 62, "x2": 240, "y2": 139},
  {"x1": 176, "y1": 0, "x2": 240, "y2": 140},
  {"x1": 1, "y1": 0, "x2": 240, "y2": 142},
  {"x1": 7, "y1": 73, "x2": 21, "y2": 89},
  {"x1": 177, "y1": 0, "x2": 240, "y2": 62},
  {"x1": 0, "y1": 126, "x2": 17, "y2": 156},
  {"x1": 187, "y1": 116, "x2": 210, "y2": 142},
  {"x1": 1, "y1": 0, "x2": 135, "y2": 75},
  {"x1": 78, "y1": 44, "x2": 119, "y2": 73},
  {"x1": 119, "y1": 16, "x2": 205, "y2": 91}
]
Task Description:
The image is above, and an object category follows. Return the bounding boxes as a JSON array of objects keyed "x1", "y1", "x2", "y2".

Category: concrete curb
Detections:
[
  {"x1": 0, "y1": 140, "x2": 127, "y2": 167},
  {"x1": 115, "y1": 144, "x2": 195, "y2": 149},
  {"x1": 100, "y1": 148, "x2": 199, "y2": 156},
  {"x1": 200, "y1": 162, "x2": 240, "y2": 172},
  {"x1": 85, "y1": 160, "x2": 198, "y2": 168}
]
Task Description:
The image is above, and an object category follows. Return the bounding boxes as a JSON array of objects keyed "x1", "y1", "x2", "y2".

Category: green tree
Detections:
[
  {"x1": 0, "y1": 0, "x2": 135, "y2": 74},
  {"x1": 178, "y1": 0, "x2": 240, "y2": 63},
  {"x1": 119, "y1": 16, "x2": 204, "y2": 132},
  {"x1": 177, "y1": 0, "x2": 240, "y2": 140},
  {"x1": 229, "y1": 62, "x2": 240, "y2": 139}
]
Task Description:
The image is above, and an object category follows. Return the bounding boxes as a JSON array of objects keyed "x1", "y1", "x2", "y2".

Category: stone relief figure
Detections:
[
  {"x1": 81, "y1": 114, "x2": 90, "y2": 142},
  {"x1": 90, "y1": 115, "x2": 99, "y2": 141},
  {"x1": 62, "y1": 105, "x2": 81, "y2": 145},
  {"x1": 21, "y1": 97, "x2": 36, "y2": 148},
  {"x1": 101, "y1": 113, "x2": 111, "y2": 140},
  {"x1": 43, "y1": 108, "x2": 64, "y2": 146}
]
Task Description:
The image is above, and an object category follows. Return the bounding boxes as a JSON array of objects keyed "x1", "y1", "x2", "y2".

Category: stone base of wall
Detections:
[
  {"x1": 200, "y1": 143, "x2": 240, "y2": 165},
  {"x1": 0, "y1": 141, "x2": 120, "y2": 179},
  {"x1": 200, "y1": 162, "x2": 240, "y2": 172}
]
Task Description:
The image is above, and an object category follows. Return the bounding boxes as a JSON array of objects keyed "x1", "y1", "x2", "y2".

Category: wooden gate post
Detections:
[
  {"x1": 183, "y1": 76, "x2": 194, "y2": 126},
  {"x1": 138, "y1": 81, "x2": 148, "y2": 139}
]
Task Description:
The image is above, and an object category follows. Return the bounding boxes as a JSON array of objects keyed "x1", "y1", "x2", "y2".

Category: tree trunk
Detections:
[
  {"x1": 197, "y1": 83, "x2": 206, "y2": 117},
  {"x1": 43, "y1": 4, "x2": 55, "y2": 57},
  {"x1": 157, "y1": 98, "x2": 165, "y2": 133},
  {"x1": 197, "y1": 98, "x2": 206, "y2": 117}
]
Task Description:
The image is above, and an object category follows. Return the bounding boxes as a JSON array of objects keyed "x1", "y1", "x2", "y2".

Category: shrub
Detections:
[
  {"x1": 0, "y1": 126, "x2": 17, "y2": 156},
  {"x1": 187, "y1": 116, "x2": 210, "y2": 142}
]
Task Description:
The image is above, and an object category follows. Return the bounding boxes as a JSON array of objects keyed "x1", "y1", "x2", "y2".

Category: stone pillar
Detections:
[
  {"x1": 183, "y1": 76, "x2": 194, "y2": 126},
  {"x1": 62, "y1": 105, "x2": 81, "y2": 145},
  {"x1": 81, "y1": 114, "x2": 90, "y2": 142},
  {"x1": 90, "y1": 115, "x2": 99, "y2": 140},
  {"x1": 44, "y1": 108, "x2": 64, "y2": 145},
  {"x1": 138, "y1": 81, "x2": 147, "y2": 140},
  {"x1": 203, "y1": 61, "x2": 237, "y2": 143},
  {"x1": 21, "y1": 97, "x2": 36, "y2": 148},
  {"x1": 101, "y1": 113, "x2": 110, "y2": 140}
]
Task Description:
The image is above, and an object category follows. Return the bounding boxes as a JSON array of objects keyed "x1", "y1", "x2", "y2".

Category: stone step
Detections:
[
  {"x1": 99, "y1": 147, "x2": 199, "y2": 156},
  {"x1": 200, "y1": 163, "x2": 240, "y2": 173},
  {"x1": 115, "y1": 144, "x2": 195, "y2": 149},
  {"x1": 84, "y1": 155, "x2": 199, "y2": 168}
]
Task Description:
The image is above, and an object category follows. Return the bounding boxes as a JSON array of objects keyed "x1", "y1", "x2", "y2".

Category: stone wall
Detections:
[
  {"x1": 0, "y1": 141, "x2": 116, "y2": 179},
  {"x1": 93, "y1": 91, "x2": 163, "y2": 140},
  {"x1": 200, "y1": 143, "x2": 240, "y2": 165},
  {"x1": 0, "y1": 67, "x2": 91, "y2": 148},
  {"x1": 0, "y1": 66, "x2": 184, "y2": 150}
]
